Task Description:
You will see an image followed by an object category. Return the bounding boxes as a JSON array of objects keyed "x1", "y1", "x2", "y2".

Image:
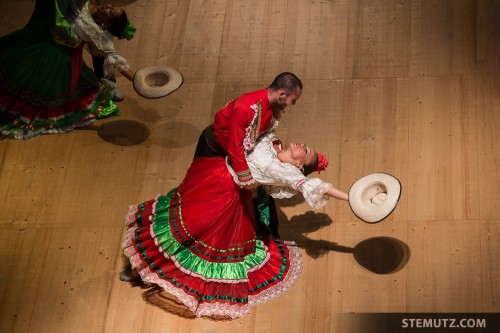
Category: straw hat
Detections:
[
  {"x1": 133, "y1": 66, "x2": 183, "y2": 99},
  {"x1": 348, "y1": 173, "x2": 401, "y2": 223}
]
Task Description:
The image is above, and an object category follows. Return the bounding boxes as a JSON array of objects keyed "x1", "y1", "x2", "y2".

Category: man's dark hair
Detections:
[
  {"x1": 269, "y1": 72, "x2": 303, "y2": 94},
  {"x1": 108, "y1": 10, "x2": 129, "y2": 38}
]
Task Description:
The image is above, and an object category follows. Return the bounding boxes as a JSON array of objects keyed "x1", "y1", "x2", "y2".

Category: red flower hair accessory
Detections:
[{"x1": 316, "y1": 153, "x2": 329, "y2": 174}]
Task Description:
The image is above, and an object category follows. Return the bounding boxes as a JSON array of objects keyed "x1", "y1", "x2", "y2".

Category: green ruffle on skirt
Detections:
[{"x1": 151, "y1": 189, "x2": 268, "y2": 281}]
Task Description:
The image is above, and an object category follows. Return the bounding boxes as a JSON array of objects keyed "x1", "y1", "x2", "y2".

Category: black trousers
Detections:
[
  {"x1": 193, "y1": 126, "x2": 225, "y2": 158},
  {"x1": 92, "y1": 56, "x2": 105, "y2": 79},
  {"x1": 92, "y1": 56, "x2": 116, "y2": 82}
]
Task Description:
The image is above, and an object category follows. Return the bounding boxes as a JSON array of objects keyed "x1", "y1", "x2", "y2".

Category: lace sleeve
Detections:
[
  {"x1": 48, "y1": 0, "x2": 82, "y2": 47},
  {"x1": 298, "y1": 178, "x2": 333, "y2": 209},
  {"x1": 70, "y1": 1, "x2": 130, "y2": 75},
  {"x1": 264, "y1": 164, "x2": 333, "y2": 209}
]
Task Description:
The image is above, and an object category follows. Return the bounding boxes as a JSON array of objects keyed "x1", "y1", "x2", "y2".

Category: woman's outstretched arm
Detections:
[
  {"x1": 325, "y1": 187, "x2": 349, "y2": 201},
  {"x1": 120, "y1": 68, "x2": 135, "y2": 81}
]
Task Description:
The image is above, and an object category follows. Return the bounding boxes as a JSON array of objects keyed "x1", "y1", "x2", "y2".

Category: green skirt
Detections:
[{"x1": 0, "y1": 16, "x2": 119, "y2": 139}]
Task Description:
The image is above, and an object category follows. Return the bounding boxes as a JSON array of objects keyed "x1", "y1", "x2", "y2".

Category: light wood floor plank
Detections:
[{"x1": 1, "y1": 0, "x2": 499, "y2": 332}]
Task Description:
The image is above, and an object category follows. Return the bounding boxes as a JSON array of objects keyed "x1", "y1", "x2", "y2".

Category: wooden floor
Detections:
[{"x1": 1, "y1": 0, "x2": 500, "y2": 332}]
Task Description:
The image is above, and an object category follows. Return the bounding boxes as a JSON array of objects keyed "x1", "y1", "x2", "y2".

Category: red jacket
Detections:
[{"x1": 213, "y1": 88, "x2": 278, "y2": 185}]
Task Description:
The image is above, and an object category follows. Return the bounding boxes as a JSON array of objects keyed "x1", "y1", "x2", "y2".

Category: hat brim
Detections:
[
  {"x1": 133, "y1": 66, "x2": 183, "y2": 99},
  {"x1": 348, "y1": 173, "x2": 402, "y2": 223}
]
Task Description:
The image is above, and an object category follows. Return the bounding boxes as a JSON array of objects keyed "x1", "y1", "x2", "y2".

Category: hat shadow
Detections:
[
  {"x1": 78, "y1": 120, "x2": 150, "y2": 146},
  {"x1": 350, "y1": 237, "x2": 411, "y2": 274},
  {"x1": 97, "y1": 120, "x2": 150, "y2": 146},
  {"x1": 277, "y1": 210, "x2": 410, "y2": 274}
]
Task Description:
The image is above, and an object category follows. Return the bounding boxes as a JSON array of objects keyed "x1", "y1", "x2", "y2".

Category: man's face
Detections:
[{"x1": 275, "y1": 87, "x2": 302, "y2": 110}]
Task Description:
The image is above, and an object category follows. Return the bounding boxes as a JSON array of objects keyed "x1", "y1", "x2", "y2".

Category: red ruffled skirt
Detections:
[{"x1": 122, "y1": 157, "x2": 303, "y2": 318}]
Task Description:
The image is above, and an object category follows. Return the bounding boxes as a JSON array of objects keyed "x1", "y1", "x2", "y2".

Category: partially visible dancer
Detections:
[
  {"x1": 90, "y1": 1, "x2": 136, "y2": 102},
  {"x1": 121, "y1": 130, "x2": 348, "y2": 319},
  {"x1": 0, "y1": 0, "x2": 136, "y2": 139}
]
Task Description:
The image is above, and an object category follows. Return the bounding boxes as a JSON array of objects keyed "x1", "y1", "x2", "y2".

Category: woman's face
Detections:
[
  {"x1": 288, "y1": 143, "x2": 316, "y2": 168},
  {"x1": 94, "y1": 4, "x2": 123, "y2": 27}
]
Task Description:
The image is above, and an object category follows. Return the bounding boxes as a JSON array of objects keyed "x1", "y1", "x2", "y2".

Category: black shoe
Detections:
[
  {"x1": 119, "y1": 267, "x2": 140, "y2": 282},
  {"x1": 112, "y1": 88, "x2": 124, "y2": 102}
]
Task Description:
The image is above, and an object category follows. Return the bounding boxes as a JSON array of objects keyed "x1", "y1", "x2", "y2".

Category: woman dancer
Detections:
[
  {"x1": 0, "y1": 0, "x2": 136, "y2": 139},
  {"x1": 122, "y1": 130, "x2": 348, "y2": 319}
]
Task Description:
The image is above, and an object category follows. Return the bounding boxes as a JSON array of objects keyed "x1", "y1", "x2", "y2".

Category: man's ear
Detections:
[{"x1": 279, "y1": 90, "x2": 287, "y2": 100}]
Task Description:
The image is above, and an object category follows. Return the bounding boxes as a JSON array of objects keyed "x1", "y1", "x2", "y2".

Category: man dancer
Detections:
[{"x1": 194, "y1": 72, "x2": 303, "y2": 237}]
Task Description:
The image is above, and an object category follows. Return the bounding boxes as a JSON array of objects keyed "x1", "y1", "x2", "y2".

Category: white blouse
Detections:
[
  {"x1": 70, "y1": 1, "x2": 130, "y2": 76},
  {"x1": 228, "y1": 131, "x2": 333, "y2": 209}
]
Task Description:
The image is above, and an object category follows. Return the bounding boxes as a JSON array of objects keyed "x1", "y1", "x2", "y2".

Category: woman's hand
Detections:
[{"x1": 121, "y1": 68, "x2": 135, "y2": 82}]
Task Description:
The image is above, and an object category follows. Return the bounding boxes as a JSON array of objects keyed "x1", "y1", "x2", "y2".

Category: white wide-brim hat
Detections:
[
  {"x1": 348, "y1": 173, "x2": 402, "y2": 223},
  {"x1": 133, "y1": 66, "x2": 183, "y2": 99}
]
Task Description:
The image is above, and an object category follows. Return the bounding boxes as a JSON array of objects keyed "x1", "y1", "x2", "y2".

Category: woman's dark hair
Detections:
[
  {"x1": 302, "y1": 154, "x2": 318, "y2": 176},
  {"x1": 107, "y1": 10, "x2": 128, "y2": 38},
  {"x1": 269, "y1": 72, "x2": 303, "y2": 95}
]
